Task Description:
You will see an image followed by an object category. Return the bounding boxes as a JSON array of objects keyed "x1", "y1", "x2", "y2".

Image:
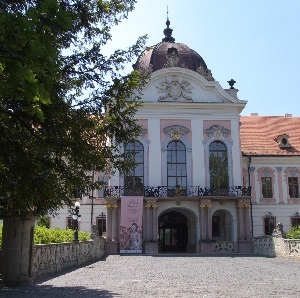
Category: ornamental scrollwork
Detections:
[
  {"x1": 197, "y1": 66, "x2": 215, "y2": 81},
  {"x1": 205, "y1": 125, "x2": 230, "y2": 141},
  {"x1": 157, "y1": 78, "x2": 194, "y2": 101},
  {"x1": 163, "y1": 125, "x2": 190, "y2": 141}
]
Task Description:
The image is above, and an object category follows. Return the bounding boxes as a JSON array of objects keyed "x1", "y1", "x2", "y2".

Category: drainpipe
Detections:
[
  {"x1": 247, "y1": 155, "x2": 253, "y2": 237},
  {"x1": 91, "y1": 167, "x2": 95, "y2": 226}
]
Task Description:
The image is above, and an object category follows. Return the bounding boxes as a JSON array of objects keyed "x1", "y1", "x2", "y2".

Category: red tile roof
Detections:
[{"x1": 240, "y1": 116, "x2": 300, "y2": 156}]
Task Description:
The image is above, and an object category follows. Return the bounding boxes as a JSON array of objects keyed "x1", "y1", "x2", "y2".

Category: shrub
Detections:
[
  {"x1": 34, "y1": 226, "x2": 90, "y2": 244},
  {"x1": 286, "y1": 226, "x2": 300, "y2": 239},
  {"x1": 37, "y1": 216, "x2": 50, "y2": 228}
]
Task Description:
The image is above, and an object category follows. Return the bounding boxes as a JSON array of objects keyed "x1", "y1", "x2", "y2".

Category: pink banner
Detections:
[{"x1": 120, "y1": 196, "x2": 143, "y2": 253}]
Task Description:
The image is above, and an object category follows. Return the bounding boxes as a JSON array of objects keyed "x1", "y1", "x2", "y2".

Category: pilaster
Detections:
[
  {"x1": 148, "y1": 119, "x2": 161, "y2": 186},
  {"x1": 277, "y1": 167, "x2": 284, "y2": 203}
]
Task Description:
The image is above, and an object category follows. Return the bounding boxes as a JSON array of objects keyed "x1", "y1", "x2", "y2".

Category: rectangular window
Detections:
[
  {"x1": 212, "y1": 216, "x2": 221, "y2": 237},
  {"x1": 96, "y1": 216, "x2": 106, "y2": 237},
  {"x1": 261, "y1": 177, "x2": 273, "y2": 198},
  {"x1": 288, "y1": 177, "x2": 299, "y2": 198},
  {"x1": 264, "y1": 217, "x2": 275, "y2": 235},
  {"x1": 291, "y1": 217, "x2": 300, "y2": 228}
]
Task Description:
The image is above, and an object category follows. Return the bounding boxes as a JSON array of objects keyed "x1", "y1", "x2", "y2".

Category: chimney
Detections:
[
  {"x1": 285, "y1": 113, "x2": 292, "y2": 117},
  {"x1": 250, "y1": 113, "x2": 258, "y2": 116}
]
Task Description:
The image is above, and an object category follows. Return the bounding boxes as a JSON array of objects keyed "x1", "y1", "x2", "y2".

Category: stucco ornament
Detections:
[
  {"x1": 197, "y1": 66, "x2": 215, "y2": 81},
  {"x1": 163, "y1": 125, "x2": 190, "y2": 142},
  {"x1": 165, "y1": 47, "x2": 180, "y2": 67},
  {"x1": 205, "y1": 125, "x2": 230, "y2": 141},
  {"x1": 157, "y1": 78, "x2": 194, "y2": 101}
]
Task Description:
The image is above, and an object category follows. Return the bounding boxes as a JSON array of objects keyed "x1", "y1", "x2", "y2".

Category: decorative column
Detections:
[
  {"x1": 111, "y1": 205, "x2": 118, "y2": 241},
  {"x1": 105, "y1": 206, "x2": 112, "y2": 241},
  {"x1": 207, "y1": 207, "x2": 212, "y2": 241},
  {"x1": 236, "y1": 199, "x2": 252, "y2": 253},
  {"x1": 145, "y1": 204, "x2": 151, "y2": 241},
  {"x1": 198, "y1": 199, "x2": 213, "y2": 254},
  {"x1": 199, "y1": 206, "x2": 206, "y2": 240},
  {"x1": 276, "y1": 167, "x2": 284, "y2": 204},
  {"x1": 152, "y1": 203, "x2": 158, "y2": 241},
  {"x1": 237, "y1": 206, "x2": 245, "y2": 240},
  {"x1": 105, "y1": 199, "x2": 119, "y2": 254},
  {"x1": 144, "y1": 200, "x2": 158, "y2": 254}
]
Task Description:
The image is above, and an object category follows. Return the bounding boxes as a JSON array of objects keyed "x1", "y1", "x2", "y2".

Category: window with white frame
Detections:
[
  {"x1": 284, "y1": 168, "x2": 300, "y2": 200},
  {"x1": 257, "y1": 167, "x2": 275, "y2": 200},
  {"x1": 167, "y1": 140, "x2": 187, "y2": 188}
]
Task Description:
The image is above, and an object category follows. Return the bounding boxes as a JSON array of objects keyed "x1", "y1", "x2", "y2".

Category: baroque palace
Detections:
[{"x1": 51, "y1": 19, "x2": 300, "y2": 255}]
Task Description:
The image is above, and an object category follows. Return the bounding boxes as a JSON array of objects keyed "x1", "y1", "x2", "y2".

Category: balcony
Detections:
[{"x1": 104, "y1": 186, "x2": 251, "y2": 198}]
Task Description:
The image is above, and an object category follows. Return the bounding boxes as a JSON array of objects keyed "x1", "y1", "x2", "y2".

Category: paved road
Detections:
[{"x1": 1, "y1": 254, "x2": 300, "y2": 297}]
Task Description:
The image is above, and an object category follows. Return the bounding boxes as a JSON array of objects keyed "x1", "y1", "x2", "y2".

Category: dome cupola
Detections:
[{"x1": 133, "y1": 19, "x2": 214, "y2": 81}]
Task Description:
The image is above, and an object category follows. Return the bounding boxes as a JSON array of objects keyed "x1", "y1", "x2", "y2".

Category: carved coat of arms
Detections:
[{"x1": 157, "y1": 78, "x2": 194, "y2": 101}]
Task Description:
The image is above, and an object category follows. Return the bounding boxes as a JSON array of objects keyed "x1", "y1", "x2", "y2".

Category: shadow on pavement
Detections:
[
  {"x1": 0, "y1": 256, "x2": 114, "y2": 297},
  {"x1": 0, "y1": 285, "x2": 120, "y2": 298}
]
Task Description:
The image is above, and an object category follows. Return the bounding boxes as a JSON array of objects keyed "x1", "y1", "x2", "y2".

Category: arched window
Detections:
[
  {"x1": 209, "y1": 141, "x2": 228, "y2": 189},
  {"x1": 167, "y1": 141, "x2": 187, "y2": 187},
  {"x1": 124, "y1": 141, "x2": 144, "y2": 188}
]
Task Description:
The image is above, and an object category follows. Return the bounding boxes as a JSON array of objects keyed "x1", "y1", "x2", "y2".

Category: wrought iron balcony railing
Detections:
[{"x1": 104, "y1": 186, "x2": 251, "y2": 198}]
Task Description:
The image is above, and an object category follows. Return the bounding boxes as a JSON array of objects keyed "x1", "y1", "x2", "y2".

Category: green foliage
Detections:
[
  {"x1": 34, "y1": 226, "x2": 90, "y2": 244},
  {"x1": 286, "y1": 226, "x2": 300, "y2": 239},
  {"x1": 0, "y1": 1, "x2": 148, "y2": 219},
  {"x1": 37, "y1": 216, "x2": 50, "y2": 228}
]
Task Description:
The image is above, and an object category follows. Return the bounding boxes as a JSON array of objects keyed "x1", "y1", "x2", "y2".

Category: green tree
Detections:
[{"x1": 0, "y1": 0, "x2": 147, "y2": 220}]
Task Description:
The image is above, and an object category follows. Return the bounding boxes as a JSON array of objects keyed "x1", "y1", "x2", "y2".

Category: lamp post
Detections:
[{"x1": 72, "y1": 202, "x2": 81, "y2": 242}]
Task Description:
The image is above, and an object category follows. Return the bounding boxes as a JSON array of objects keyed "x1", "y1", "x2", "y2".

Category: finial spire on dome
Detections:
[{"x1": 162, "y1": 6, "x2": 175, "y2": 43}]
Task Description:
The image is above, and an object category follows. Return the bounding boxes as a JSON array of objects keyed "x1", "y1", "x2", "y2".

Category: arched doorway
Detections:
[
  {"x1": 212, "y1": 209, "x2": 233, "y2": 241},
  {"x1": 158, "y1": 211, "x2": 188, "y2": 252}
]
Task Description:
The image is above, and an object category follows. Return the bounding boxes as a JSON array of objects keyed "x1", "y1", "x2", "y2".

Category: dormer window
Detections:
[{"x1": 275, "y1": 134, "x2": 291, "y2": 148}]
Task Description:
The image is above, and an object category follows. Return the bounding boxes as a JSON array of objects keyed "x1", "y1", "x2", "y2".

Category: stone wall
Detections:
[
  {"x1": 253, "y1": 236, "x2": 300, "y2": 258},
  {"x1": 31, "y1": 236, "x2": 105, "y2": 278}
]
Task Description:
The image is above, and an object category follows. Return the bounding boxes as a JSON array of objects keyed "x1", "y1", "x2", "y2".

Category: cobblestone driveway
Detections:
[{"x1": 1, "y1": 254, "x2": 300, "y2": 297}]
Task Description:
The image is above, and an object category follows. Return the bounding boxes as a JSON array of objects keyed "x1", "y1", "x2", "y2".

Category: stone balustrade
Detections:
[
  {"x1": 253, "y1": 236, "x2": 300, "y2": 258},
  {"x1": 31, "y1": 236, "x2": 105, "y2": 278}
]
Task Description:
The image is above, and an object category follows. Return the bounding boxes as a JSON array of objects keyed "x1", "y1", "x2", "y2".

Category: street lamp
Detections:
[{"x1": 72, "y1": 201, "x2": 81, "y2": 242}]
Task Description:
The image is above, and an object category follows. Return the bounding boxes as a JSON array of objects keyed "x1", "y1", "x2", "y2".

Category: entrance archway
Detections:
[
  {"x1": 158, "y1": 211, "x2": 188, "y2": 252},
  {"x1": 212, "y1": 209, "x2": 233, "y2": 241}
]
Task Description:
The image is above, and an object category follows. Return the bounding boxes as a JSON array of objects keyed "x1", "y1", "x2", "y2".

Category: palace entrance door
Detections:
[{"x1": 158, "y1": 211, "x2": 188, "y2": 252}]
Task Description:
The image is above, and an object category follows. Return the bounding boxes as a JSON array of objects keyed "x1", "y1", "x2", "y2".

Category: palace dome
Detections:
[{"x1": 133, "y1": 19, "x2": 214, "y2": 81}]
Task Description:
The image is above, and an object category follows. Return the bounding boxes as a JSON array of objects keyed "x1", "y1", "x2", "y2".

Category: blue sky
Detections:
[{"x1": 104, "y1": 0, "x2": 300, "y2": 116}]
